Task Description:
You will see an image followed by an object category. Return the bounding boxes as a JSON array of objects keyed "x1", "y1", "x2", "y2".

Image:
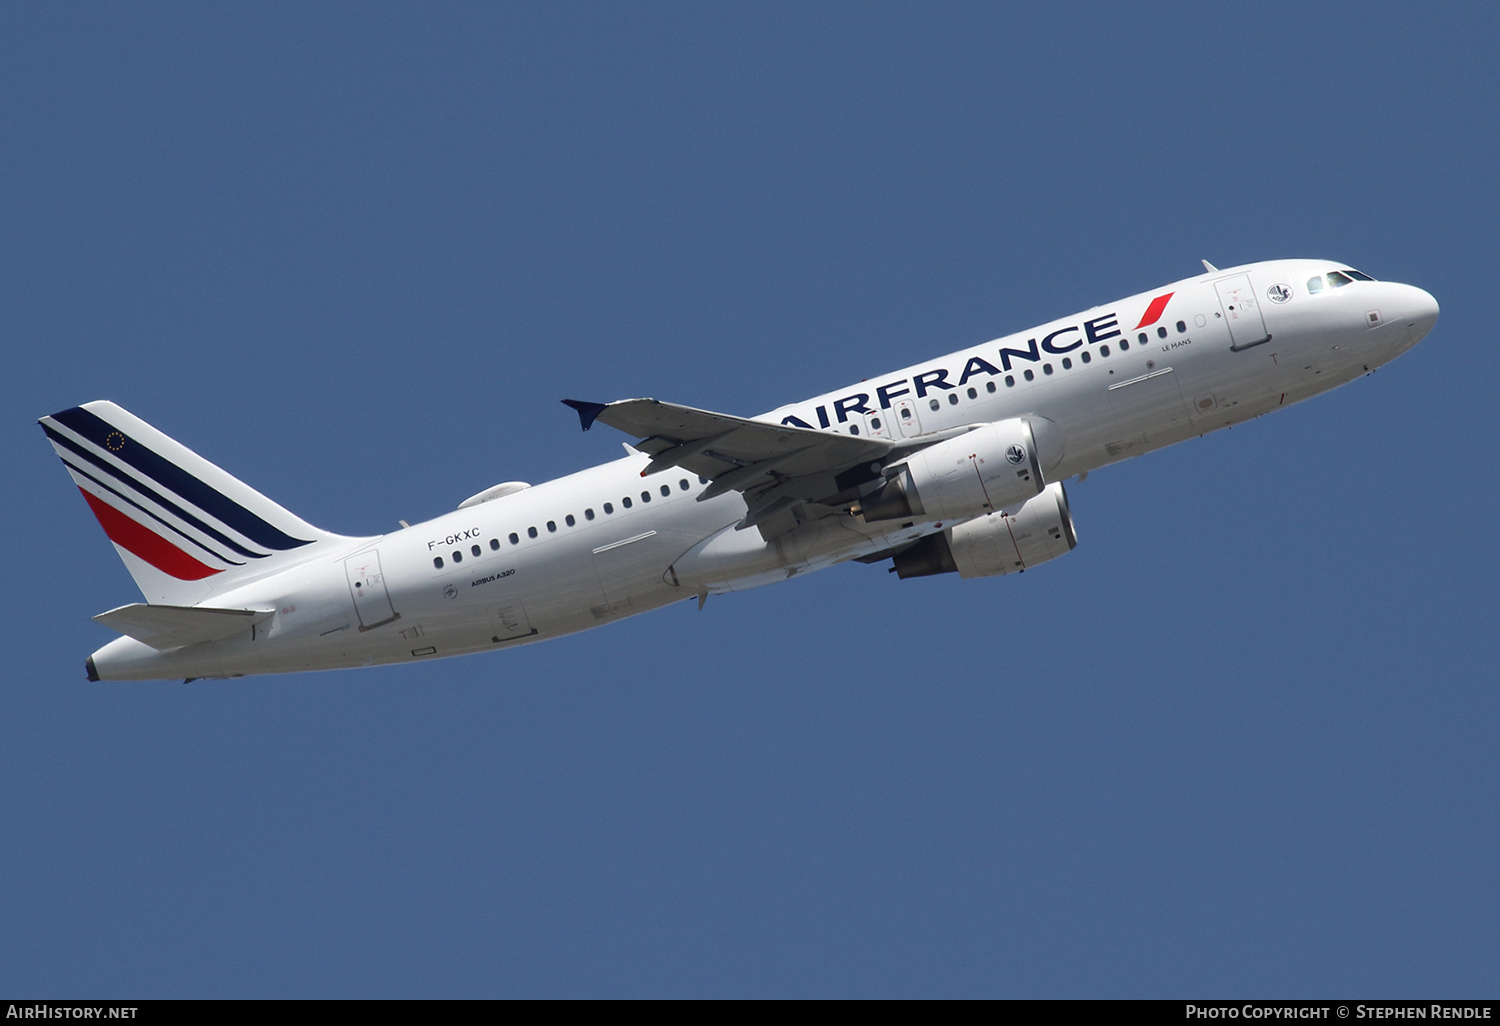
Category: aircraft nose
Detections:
[{"x1": 1397, "y1": 283, "x2": 1440, "y2": 343}]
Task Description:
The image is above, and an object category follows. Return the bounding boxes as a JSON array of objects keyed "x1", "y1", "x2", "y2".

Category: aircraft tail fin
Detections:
[{"x1": 39, "y1": 401, "x2": 342, "y2": 605}]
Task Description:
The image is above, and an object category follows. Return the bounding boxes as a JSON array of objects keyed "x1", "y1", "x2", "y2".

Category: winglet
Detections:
[
  {"x1": 562, "y1": 399, "x2": 608, "y2": 432},
  {"x1": 1202, "y1": 259, "x2": 1218, "y2": 272}
]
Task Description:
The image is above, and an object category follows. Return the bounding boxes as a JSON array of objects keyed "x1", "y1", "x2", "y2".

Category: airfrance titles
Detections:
[{"x1": 780, "y1": 312, "x2": 1124, "y2": 428}]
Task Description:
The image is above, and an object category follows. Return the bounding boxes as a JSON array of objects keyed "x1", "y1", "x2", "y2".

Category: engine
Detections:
[
  {"x1": 859, "y1": 417, "x2": 1062, "y2": 523},
  {"x1": 892, "y1": 481, "x2": 1077, "y2": 579}
]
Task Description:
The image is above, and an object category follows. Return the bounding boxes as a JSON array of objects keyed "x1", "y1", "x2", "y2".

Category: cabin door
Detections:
[
  {"x1": 344, "y1": 550, "x2": 400, "y2": 631},
  {"x1": 893, "y1": 398, "x2": 923, "y2": 437},
  {"x1": 1215, "y1": 274, "x2": 1271, "y2": 350},
  {"x1": 861, "y1": 409, "x2": 892, "y2": 439}
]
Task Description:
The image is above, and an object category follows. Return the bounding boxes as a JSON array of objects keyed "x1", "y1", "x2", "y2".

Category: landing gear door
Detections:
[
  {"x1": 345, "y1": 550, "x2": 399, "y2": 631},
  {"x1": 1215, "y1": 274, "x2": 1271, "y2": 351}
]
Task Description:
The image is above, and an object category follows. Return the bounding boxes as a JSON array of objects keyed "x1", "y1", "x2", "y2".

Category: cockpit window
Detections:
[
  {"x1": 1307, "y1": 275, "x2": 1324, "y2": 293},
  {"x1": 1327, "y1": 270, "x2": 1354, "y2": 288},
  {"x1": 1345, "y1": 269, "x2": 1375, "y2": 281}
]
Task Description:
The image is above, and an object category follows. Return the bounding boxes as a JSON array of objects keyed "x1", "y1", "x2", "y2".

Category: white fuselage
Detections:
[{"x1": 89, "y1": 259, "x2": 1439, "y2": 680}]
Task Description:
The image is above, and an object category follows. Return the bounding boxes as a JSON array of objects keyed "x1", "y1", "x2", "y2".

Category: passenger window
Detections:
[
  {"x1": 1306, "y1": 275, "x2": 1324, "y2": 293},
  {"x1": 433, "y1": 556, "x2": 444, "y2": 569},
  {"x1": 452, "y1": 550, "x2": 462, "y2": 563},
  {"x1": 547, "y1": 521, "x2": 556, "y2": 532},
  {"x1": 849, "y1": 424, "x2": 860, "y2": 435},
  {"x1": 1176, "y1": 320, "x2": 1186, "y2": 333},
  {"x1": 1043, "y1": 364, "x2": 1053, "y2": 374},
  {"x1": 870, "y1": 417, "x2": 881, "y2": 430},
  {"x1": 1100, "y1": 346, "x2": 1110, "y2": 357},
  {"x1": 603, "y1": 502, "x2": 614, "y2": 514},
  {"x1": 660, "y1": 485, "x2": 670, "y2": 497},
  {"x1": 1137, "y1": 333, "x2": 1147, "y2": 344},
  {"x1": 966, "y1": 387, "x2": 977, "y2": 399},
  {"x1": 986, "y1": 381, "x2": 996, "y2": 393},
  {"x1": 1081, "y1": 351, "x2": 1091, "y2": 363},
  {"x1": 489, "y1": 538, "x2": 499, "y2": 551},
  {"x1": 901, "y1": 407, "x2": 913, "y2": 417},
  {"x1": 584, "y1": 509, "x2": 595, "y2": 521},
  {"x1": 1119, "y1": 339, "x2": 1129, "y2": 351},
  {"x1": 1006, "y1": 375, "x2": 1015, "y2": 386},
  {"x1": 943, "y1": 393, "x2": 954, "y2": 405},
  {"x1": 929, "y1": 399, "x2": 940, "y2": 411},
  {"x1": 1023, "y1": 369, "x2": 1035, "y2": 381},
  {"x1": 1157, "y1": 326, "x2": 1168, "y2": 338},
  {"x1": 1062, "y1": 357, "x2": 1072, "y2": 369},
  {"x1": 509, "y1": 532, "x2": 519, "y2": 544},
  {"x1": 622, "y1": 497, "x2": 632, "y2": 509},
  {"x1": 1328, "y1": 271, "x2": 1354, "y2": 288},
  {"x1": 640, "y1": 491, "x2": 650, "y2": 502},
  {"x1": 698, "y1": 476, "x2": 708, "y2": 484},
  {"x1": 679, "y1": 479, "x2": 689, "y2": 491},
  {"x1": 527, "y1": 527, "x2": 537, "y2": 538},
  {"x1": 471, "y1": 544, "x2": 481, "y2": 557},
  {"x1": 565, "y1": 514, "x2": 576, "y2": 526}
]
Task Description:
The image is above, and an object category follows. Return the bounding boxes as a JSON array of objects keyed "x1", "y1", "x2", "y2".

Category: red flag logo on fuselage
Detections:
[{"x1": 1134, "y1": 292, "x2": 1174, "y2": 330}]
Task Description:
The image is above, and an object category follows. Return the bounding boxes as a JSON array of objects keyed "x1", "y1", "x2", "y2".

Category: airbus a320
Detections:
[{"x1": 41, "y1": 259, "x2": 1439, "y2": 682}]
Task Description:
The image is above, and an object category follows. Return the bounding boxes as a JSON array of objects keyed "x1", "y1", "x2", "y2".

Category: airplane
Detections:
[{"x1": 40, "y1": 258, "x2": 1439, "y2": 682}]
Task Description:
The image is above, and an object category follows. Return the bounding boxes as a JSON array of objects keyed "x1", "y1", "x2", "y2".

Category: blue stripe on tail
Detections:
[{"x1": 48, "y1": 407, "x2": 314, "y2": 552}]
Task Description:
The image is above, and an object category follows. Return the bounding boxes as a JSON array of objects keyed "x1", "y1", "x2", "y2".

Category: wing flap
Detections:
[
  {"x1": 566, "y1": 398, "x2": 892, "y2": 502},
  {"x1": 93, "y1": 603, "x2": 275, "y2": 651}
]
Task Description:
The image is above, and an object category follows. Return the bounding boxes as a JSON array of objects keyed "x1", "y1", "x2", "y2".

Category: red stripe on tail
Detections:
[
  {"x1": 79, "y1": 489, "x2": 221, "y2": 580},
  {"x1": 1134, "y1": 292, "x2": 1174, "y2": 329}
]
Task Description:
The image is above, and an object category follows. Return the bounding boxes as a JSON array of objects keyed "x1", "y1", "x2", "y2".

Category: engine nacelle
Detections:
[
  {"x1": 860, "y1": 417, "x2": 1061, "y2": 523},
  {"x1": 892, "y1": 481, "x2": 1077, "y2": 579}
]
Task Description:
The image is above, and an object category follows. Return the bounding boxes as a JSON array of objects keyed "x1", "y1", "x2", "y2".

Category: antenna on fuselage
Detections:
[{"x1": 1202, "y1": 259, "x2": 1218, "y2": 272}]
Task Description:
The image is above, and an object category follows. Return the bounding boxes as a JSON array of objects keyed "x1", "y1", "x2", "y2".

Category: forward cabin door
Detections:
[
  {"x1": 344, "y1": 550, "x2": 399, "y2": 631},
  {"x1": 1215, "y1": 274, "x2": 1271, "y2": 350}
]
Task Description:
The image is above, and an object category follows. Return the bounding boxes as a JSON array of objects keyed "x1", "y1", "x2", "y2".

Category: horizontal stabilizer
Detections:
[{"x1": 93, "y1": 603, "x2": 275, "y2": 651}]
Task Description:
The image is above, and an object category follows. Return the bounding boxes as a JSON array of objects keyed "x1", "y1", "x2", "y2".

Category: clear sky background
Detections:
[{"x1": 2, "y1": 2, "x2": 1496, "y2": 998}]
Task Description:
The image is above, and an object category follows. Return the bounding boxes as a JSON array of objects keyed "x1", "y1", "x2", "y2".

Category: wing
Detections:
[{"x1": 563, "y1": 398, "x2": 894, "y2": 534}]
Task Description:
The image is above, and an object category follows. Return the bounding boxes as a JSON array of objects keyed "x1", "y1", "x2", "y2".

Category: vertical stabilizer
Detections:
[{"x1": 39, "y1": 401, "x2": 346, "y2": 605}]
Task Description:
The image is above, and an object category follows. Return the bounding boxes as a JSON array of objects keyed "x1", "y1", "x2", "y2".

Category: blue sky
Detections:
[{"x1": 3, "y1": 2, "x2": 1496, "y2": 997}]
